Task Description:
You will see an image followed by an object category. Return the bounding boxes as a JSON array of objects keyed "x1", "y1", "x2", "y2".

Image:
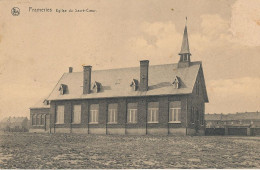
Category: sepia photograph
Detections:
[{"x1": 0, "y1": 0, "x2": 259, "y2": 169}]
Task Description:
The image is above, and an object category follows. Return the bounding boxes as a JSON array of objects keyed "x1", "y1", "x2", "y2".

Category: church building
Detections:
[{"x1": 30, "y1": 23, "x2": 208, "y2": 135}]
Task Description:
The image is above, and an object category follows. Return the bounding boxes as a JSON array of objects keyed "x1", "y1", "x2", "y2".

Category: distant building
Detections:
[
  {"x1": 29, "y1": 99, "x2": 50, "y2": 133},
  {"x1": 205, "y1": 112, "x2": 260, "y2": 128},
  {"x1": 0, "y1": 117, "x2": 29, "y2": 132},
  {"x1": 30, "y1": 22, "x2": 209, "y2": 135}
]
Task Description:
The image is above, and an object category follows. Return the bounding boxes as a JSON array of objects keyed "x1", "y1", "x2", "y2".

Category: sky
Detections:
[{"x1": 0, "y1": 0, "x2": 260, "y2": 120}]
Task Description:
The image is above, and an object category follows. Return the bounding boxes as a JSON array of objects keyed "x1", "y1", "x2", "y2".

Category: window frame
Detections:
[
  {"x1": 89, "y1": 104, "x2": 99, "y2": 124},
  {"x1": 147, "y1": 108, "x2": 159, "y2": 123},
  {"x1": 127, "y1": 103, "x2": 138, "y2": 124},
  {"x1": 41, "y1": 114, "x2": 45, "y2": 125},
  {"x1": 72, "y1": 105, "x2": 81, "y2": 124},
  {"x1": 55, "y1": 105, "x2": 65, "y2": 124},
  {"x1": 108, "y1": 108, "x2": 117, "y2": 124},
  {"x1": 128, "y1": 109, "x2": 137, "y2": 123},
  {"x1": 107, "y1": 103, "x2": 118, "y2": 124},
  {"x1": 169, "y1": 107, "x2": 181, "y2": 123},
  {"x1": 36, "y1": 114, "x2": 41, "y2": 125},
  {"x1": 32, "y1": 114, "x2": 36, "y2": 126},
  {"x1": 89, "y1": 109, "x2": 99, "y2": 124},
  {"x1": 184, "y1": 54, "x2": 187, "y2": 61}
]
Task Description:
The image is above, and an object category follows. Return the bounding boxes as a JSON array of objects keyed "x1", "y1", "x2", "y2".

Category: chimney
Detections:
[
  {"x1": 69, "y1": 67, "x2": 73, "y2": 73},
  {"x1": 83, "y1": 65, "x2": 92, "y2": 94},
  {"x1": 140, "y1": 60, "x2": 149, "y2": 91}
]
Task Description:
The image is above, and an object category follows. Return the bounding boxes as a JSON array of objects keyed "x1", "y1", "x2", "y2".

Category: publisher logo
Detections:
[{"x1": 11, "y1": 7, "x2": 20, "y2": 16}]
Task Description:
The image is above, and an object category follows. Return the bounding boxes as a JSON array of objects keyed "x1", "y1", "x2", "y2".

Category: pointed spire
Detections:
[
  {"x1": 178, "y1": 17, "x2": 191, "y2": 68},
  {"x1": 179, "y1": 17, "x2": 190, "y2": 55}
]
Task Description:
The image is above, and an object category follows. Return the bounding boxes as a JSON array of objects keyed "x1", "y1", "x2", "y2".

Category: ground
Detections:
[{"x1": 0, "y1": 132, "x2": 259, "y2": 169}]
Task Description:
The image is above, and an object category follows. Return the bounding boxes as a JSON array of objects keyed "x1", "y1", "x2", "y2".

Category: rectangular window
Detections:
[
  {"x1": 169, "y1": 101, "x2": 181, "y2": 123},
  {"x1": 90, "y1": 104, "x2": 99, "y2": 124},
  {"x1": 56, "y1": 105, "x2": 64, "y2": 124},
  {"x1": 72, "y1": 105, "x2": 81, "y2": 124},
  {"x1": 36, "y1": 115, "x2": 41, "y2": 125},
  {"x1": 169, "y1": 108, "x2": 181, "y2": 122},
  {"x1": 32, "y1": 115, "x2": 36, "y2": 125},
  {"x1": 41, "y1": 115, "x2": 45, "y2": 125},
  {"x1": 127, "y1": 103, "x2": 138, "y2": 123},
  {"x1": 108, "y1": 103, "x2": 118, "y2": 124},
  {"x1": 148, "y1": 102, "x2": 159, "y2": 123}
]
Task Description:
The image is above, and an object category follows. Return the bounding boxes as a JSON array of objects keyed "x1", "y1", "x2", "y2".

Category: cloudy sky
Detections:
[{"x1": 0, "y1": 0, "x2": 260, "y2": 119}]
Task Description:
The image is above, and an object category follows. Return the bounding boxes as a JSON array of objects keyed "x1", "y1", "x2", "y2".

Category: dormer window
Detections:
[
  {"x1": 130, "y1": 79, "x2": 138, "y2": 91},
  {"x1": 92, "y1": 81, "x2": 101, "y2": 93},
  {"x1": 43, "y1": 100, "x2": 49, "y2": 105},
  {"x1": 172, "y1": 76, "x2": 180, "y2": 89},
  {"x1": 59, "y1": 84, "x2": 67, "y2": 95}
]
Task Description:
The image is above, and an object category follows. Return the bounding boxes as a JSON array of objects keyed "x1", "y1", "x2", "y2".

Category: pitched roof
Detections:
[
  {"x1": 179, "y1": 25, "x2": 190, "y2": 54},
  {"x1": 30, "y1": 98, "x2": 50, "y2": 109},
  {"x1": 47, "y1": 61, "x2": 203, "y2": 101}
]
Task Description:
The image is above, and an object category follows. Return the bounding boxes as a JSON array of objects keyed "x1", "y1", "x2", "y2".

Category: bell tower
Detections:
[{"x1": 178, "y1": 17, "x2": 191, "y2": 68}]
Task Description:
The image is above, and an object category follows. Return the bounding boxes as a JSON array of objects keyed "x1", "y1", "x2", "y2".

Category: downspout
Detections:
[
  {"x1": 70, "y1": 103, "x2": 72, "y2": 133},
  {"x1": 145, "y1": 99, "x2": 148, "y2": 135},
  {"x1": 106, "y1": 103, "x2": 108, "y2": 135},
  {"x1": 186, "y1": 97, "x2": 188, "y2": 135},
  {"x1": 168, "y1": 101, "x2": 170, "y2": 135},
  {"x1": 87, "y1": 102, "x2": 90, "y2": 134},
  {"x1": 54, "y1": 103, "x2": 56, "y2": 133},
  {"x1": 44, "y1": 114, "x2": 46, "y2": 131},
  {"x1": 125, "y1": 100, "x2": 127, "y2": 135}
]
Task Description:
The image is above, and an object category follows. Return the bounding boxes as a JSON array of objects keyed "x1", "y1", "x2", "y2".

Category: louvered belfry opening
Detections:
[
  {"x1": 69, "y1": 67, "x2": 73, "y2": 73},
  {"x1": 83, "y1": 65, "x2": 92, "y2": 94},
  {"x1": 139, "y1": 60, "x2": 149, "y2": 91}
]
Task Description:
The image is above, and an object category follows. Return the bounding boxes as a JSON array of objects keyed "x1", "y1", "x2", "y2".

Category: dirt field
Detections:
[{"x1": 0, "y1": 132, "x2": 259, "y2": 169}]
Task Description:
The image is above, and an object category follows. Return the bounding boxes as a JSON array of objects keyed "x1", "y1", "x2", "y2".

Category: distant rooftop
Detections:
[
  {"x1": 1, "y1": 117, "x2": 28, "y2": 123},
  {"x1": 205, "y1": 112, "x2": 260, "y2": 121}
]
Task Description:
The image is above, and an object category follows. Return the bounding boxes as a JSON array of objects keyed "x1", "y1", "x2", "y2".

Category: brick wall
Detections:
[
  {"x1": 30, "y1": 108, "x2": 50, "y2": 130},
  {"x1": 188, "y1": 67, "x2": 206, "y2": 132},
  {"x1": 50, "y1": 94, "x2": 198, "y2": 135}
]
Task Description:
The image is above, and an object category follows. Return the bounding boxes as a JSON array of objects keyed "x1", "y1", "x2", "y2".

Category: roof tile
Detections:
[{"x1": 47, "y1": 62, "x2": 202, "y2": 100}]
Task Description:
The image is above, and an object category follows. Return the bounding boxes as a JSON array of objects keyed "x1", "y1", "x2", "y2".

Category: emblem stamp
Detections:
[{"x1": 11, "y1": 7, "x2": 20, "y2": 16}]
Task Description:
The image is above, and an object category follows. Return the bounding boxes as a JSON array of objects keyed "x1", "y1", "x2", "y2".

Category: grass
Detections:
[{"x1": 0, "y1": 132, "x2": 260, "y2": 168}]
